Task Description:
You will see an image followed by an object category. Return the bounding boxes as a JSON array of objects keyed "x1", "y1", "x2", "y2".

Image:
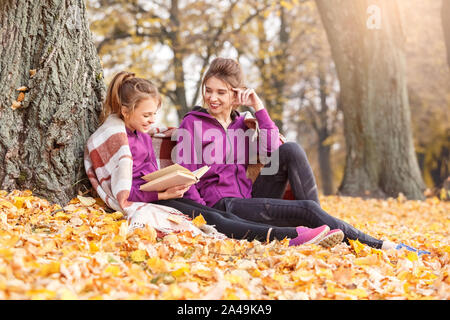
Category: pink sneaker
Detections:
[
  {"x1": 289, "y1": 225, "x2": 329, "y2": 246},
  {"x1": 318, "y1": 229, "x2": 344, "y2": 248}
]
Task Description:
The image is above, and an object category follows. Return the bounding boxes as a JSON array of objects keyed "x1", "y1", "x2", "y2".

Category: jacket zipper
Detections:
[{"x1": 210, "y1": 117, "x2": 246, "y2": 198}]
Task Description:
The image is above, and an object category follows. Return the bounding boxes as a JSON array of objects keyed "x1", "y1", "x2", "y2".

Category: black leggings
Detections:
[
  {"x1": 155, "y1": 198, "x2": 298, "y2": 242},
  {"x1": 213, "y1": 142, "x2": 384, "y2": 249}
]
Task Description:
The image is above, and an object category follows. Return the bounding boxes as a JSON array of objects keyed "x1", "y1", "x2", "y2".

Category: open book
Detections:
[{"x1": 139, "y1": 163, "x2": 210, "y2": 192}]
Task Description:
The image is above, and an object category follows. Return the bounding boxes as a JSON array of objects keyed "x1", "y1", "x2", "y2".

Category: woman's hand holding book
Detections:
[{"x1": 157, "y1": 184, "x2": 191, "y2": 200}]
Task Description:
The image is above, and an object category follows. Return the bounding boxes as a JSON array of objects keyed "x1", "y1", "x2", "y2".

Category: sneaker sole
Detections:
[
  {"x1": 303, "y1": 226, "x2": 330, "y2": 245},
  {"x1": 319, "y1": 230, "x2": 344, "y2": 248}
]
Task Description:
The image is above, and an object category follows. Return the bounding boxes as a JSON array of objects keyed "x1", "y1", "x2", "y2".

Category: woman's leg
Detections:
[
  {"x1": 156, "y1": 198, "x2": 297, "y2": 242},
  {"x1": 214, "y1": 197, "x2": 383, "y2": 249},
  {"x1": 252, "y1": 142, "x2": 320, "y2": 204}
]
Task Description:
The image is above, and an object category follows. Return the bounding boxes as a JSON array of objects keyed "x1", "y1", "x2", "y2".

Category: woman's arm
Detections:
[
  {"x1": 128, "y1": 181, "x2": 191, "y2": 202},
  {"x1": 128, "y1": 185, "x2": 159, "y2": 202},
  {"x1": 254, "y1": 108, "x2": 281, "y2": 154},
  {"x1": 174, "y1": 118, "x2": 207, "y2": 206},
  {"x1": 233, "y1": 87, "x2": 281, "y2": 153}
]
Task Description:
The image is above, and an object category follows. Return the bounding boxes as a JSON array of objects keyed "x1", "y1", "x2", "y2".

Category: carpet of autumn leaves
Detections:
[{"x1": 0, "y1": 189, "x2": 449, "y2": 300}]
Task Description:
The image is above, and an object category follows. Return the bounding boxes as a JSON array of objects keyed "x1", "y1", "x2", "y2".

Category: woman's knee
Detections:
[
  {"x1": 279, "y1": 142, "x2": 307, "y2": 161},
  {"x1": 297, "y1": 199, "x2": 321, "y2": 210}
]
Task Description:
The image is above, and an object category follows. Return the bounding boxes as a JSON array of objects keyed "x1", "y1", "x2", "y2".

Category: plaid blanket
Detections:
[{"x1": 84, "y1": 114, "x2": 222, "y2": 237}]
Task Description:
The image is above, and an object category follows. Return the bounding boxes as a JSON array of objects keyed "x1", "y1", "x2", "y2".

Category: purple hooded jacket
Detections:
[{"x1": 175, "y1": 106, "x2": 281, "y2": 207}]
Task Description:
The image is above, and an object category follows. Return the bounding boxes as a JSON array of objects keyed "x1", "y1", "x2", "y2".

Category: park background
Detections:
[
  {"x1": 0, "y1": 0, "x2": 448, "y2": 203},
  {"x1": 86, "y1": 0, "x2": 449, "y2": 200},
  {"x1": 0, "y1": 0, "x2": 449, "y2": 300}
]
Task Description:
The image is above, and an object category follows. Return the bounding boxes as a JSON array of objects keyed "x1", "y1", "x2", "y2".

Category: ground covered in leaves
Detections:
[{"x1": 0, "y1": 190, "x2": 448, "y2": 300}]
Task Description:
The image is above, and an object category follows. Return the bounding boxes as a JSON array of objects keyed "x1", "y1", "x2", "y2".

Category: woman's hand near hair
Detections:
[
  {"x1": 158, "y1": 184, "x2": 191, "y2": 200},
  {"x1": 232, "y1": 88, "x2": 265, "y2": 111}
]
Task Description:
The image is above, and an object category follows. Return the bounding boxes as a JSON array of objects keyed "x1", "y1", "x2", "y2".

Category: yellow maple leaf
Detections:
[
  {"x1": 54, "y1": 211, "x2": 71, "y2": 220},
  {"x1": 147, "y1": 257, "x2": 168, "y2": 273},
  {"x1": 349, "y1": 239, "x2": 367, "y2": 256},
  {"x1": 0, "y1": 248, "x2": 13, "y2": 260},
  {"x1": 13, "y1": 196, "x2": 33, "y2": 209},
  {"x1": 130, "y1": 249, "x2": 147, "y2": 262},
  {"x1": 111, "y1": 211, "x2": 124, "y2": 220},
  {"x1": 39, "y1": 262, "x2": 60, "y2": 276},
  {"x1": 251, "y1": 269, "x2": 261, "y2": 277},
  {"x1": 224, "y1": 288, "x2": 240, "y2": 300},
  {"x1": 406, "y1": 251, "x2": 419, "y2": 262},
  {"x1": 130, "y1": 225, "x2": 157, "y2": 243},
  {"x1": 171, "y1": 263, "x2": 190, "y2": 278},
  {"x1": 104, "y1": 265, "x2": 120, "y2": 277},
  {"x1": 192, "y1": 214, "x2": 206, "y2": 228},
  {"x1": 89, "y1": 242, "x2": 99, "y2": 253}
]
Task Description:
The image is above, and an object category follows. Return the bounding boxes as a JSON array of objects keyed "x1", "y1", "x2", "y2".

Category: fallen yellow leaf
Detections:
[
  {"x1": 192, "y1": 214, "x2": 207, "y2": 228},
  {"x1": 77, "y1": 195, "x2": 97, "y2": 206},
  {"x1": 130, "y1": 250, "x2": 147, "y2": 263},
  {"x1": 104, "y1": 265, "x2": 120, "y2": 277}
]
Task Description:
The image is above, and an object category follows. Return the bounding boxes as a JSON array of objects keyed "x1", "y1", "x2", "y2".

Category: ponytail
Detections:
[{"x1": 100, "y1": 71, "x2": 161, "y2": 124}]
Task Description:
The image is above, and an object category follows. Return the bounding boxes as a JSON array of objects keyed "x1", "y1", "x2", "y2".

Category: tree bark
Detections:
[
  {"x1": 316, "y1": 67, "x2": 334, "y2": 195},
  {"x1": 442, "y1": 0, "x2": 450, "y2": 68},
  {"x1": 317, "y1": 130, "x2": 334, "y2": 195},
  {"x1": 168, "y1": 0, "x2": 189, "y2": 119},
  {"x1": 0, "y1": 0, "x2": 105, "y2": 204},
  {"x1": 315, "y1": 0, "x2": 425, "y2": 199}
]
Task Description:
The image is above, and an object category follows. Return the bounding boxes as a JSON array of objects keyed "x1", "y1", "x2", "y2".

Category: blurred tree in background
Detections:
[
  {"x1": 87, "y1": 0, "x2": 270, "y2": 120},
  {"x1": 316, "y1": 0, "x2": 426, "y2": 200},
  {"x1": 400, "y1": 0, "x2": 449, "y2": 192},
  {"x1": 1, "y1": 0, "x2": 447, "y2": 203}
]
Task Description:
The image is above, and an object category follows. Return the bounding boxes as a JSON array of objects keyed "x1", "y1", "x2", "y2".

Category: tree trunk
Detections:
[
  {"x1": 317, "y1": 130, "x2": 334, "y2": 195},
  {"x1": 316, "y1": 67, "x2": 334, "y2": 195},
  {"x1": 169, "y1": 0, "x2": 189, "y2": 120},
  {"x1": 442, "y1": 0, "x2": 450, "y2": 68},
  {"x1": 315, "y1": 0, "x2": 425, "y2": 199},
  {"x1": 255, "y1": 3, "x2": 288, "y2": 134},
  {"x1": 0, "y1": 0, "x2": 105, "y2": 204}
]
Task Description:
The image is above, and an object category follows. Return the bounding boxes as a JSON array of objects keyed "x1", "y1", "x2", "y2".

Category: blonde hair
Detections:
[
  {"x1": 100, "y1": 71, "x2": 161, "y2": 123},
  {"x1": 201, "y1": 58, "x2": 245, "y2": 109}
]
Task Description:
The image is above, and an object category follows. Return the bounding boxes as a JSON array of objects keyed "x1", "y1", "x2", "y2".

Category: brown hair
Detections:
[
  {"x1": 100, "y1": 71, "x2": 161, "y2": 123},
  {"x1": 201, "y1": 58, "x2": 245, "y2": 109}
]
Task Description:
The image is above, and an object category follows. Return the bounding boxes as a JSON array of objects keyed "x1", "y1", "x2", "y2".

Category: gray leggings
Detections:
[{"x1": 213, "y1": 142, "x2": 383, "y2": 249}]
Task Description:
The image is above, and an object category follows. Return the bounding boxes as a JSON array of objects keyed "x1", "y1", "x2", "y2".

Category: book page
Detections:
[
  {"x1": 140, "y1": 171, "x2": 197, "y2": 192},
  {"x1": 193, "y1": 165, "x2": 210, "y2": 179},
  {"x1": 141, "y1": 163, "x2": 191, "y2": 181}
]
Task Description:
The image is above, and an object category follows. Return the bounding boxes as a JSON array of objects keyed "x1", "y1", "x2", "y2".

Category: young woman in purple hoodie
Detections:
[
  {"x1": 175, "y1": 57, "x2": 409, "y2": 252},
  {"x1": 100, "y1": 71, "x2": 342, "y2": 247}
]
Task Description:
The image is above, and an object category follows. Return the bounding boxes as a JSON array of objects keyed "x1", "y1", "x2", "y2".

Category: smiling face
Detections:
[
  {"x1": 121, "y1": 97, "x2": 159, "y2": 133},
  {"x1": 203, "y1": 76, "x2": 235, "y2": 120}
]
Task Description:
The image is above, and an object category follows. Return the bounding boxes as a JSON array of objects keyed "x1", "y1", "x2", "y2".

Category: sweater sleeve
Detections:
[
  {"x1": 128, "y1": 185, "x2": 159, "y2": 203},
  {"x1": 126, "y1": 129, "x2": 161, "y2": 203},
  {"x1": 174, "y1": 118, "x2": 207, "y2": 206},
  {"x1": 254, "y1": 108, "x2": 281, "y2": 154}
]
